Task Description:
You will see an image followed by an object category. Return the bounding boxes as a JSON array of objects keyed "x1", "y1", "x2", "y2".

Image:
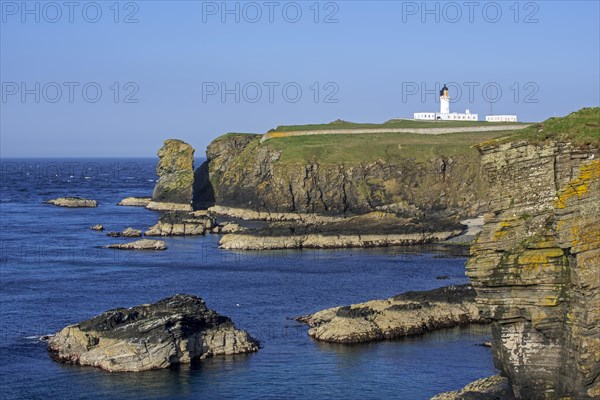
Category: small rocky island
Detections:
[
  {"x1": 48, "y1": 294, "x2": 258, "y2": 372},
  {"x1": 47, "y1": 197, "x2": 97, "y2": 208},
  {"x1": 297, "y1": 285, "x2": 488, "y2": 344},
  {"x1": 106, "y1": 239, "x2": 167, "y2": 250}
]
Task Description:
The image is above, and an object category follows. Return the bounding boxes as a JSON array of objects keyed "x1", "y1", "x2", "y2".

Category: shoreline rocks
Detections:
[
  {"x1": 145, "y1": 211, "x2": 215, "y2": 236},
  {"x1": 106, "y1": 239, "x2": 166, "y2": 250},
  {"x1": 208, "y1": 205, "x2": 346, "y2": 223},
  {"x1": 106, "y1": 227, "x2": 142, "y2": 238},
  {"x1": 117, "y1": 197, "x2": 152, "y2": 207},
  {"x1": 47, "y1": 197, "x2": 97, "y2": 208},
  {"x1": 210, "y1": 222, "x2": 246, "y2": 234},
  {"x1": 430, "y1": 375, "x2": 512, "y2": 400},
  {"x1": 219, "y1": 212, "x2": 464, "y2": 250},
  {"x1": 146, "y1": 201, "x2": 193, "y2": 212},
  {"x1": 220, "y1": 231, "x2": 462, "y2": 250},
  {"x1": 48, "y1": 294, "x2": 259, "y2": 372},
  {"x1": 296, "y1": 285, "x2": 489, "y2": 344}
]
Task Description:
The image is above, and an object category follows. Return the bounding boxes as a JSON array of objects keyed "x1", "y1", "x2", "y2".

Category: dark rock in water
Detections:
[
  {"x1": 106, "y1": 239, "x2": 166, "y2": 250},
  {"x1": 145, "y1": 211, "x2": 215, "y2": 236},
  {"x1": 149, "y1": 139, "x2": 195, "y2": 211},
  {"x1": 47, "y1": 197, "x2": 97, "y2": 208},
  {"x1": 435, "y1": 275, "x2": 450, "y2": 280},
  {"x1": 296, "y1": 284, "x2": 488, "y2": 344},
  {"x1": 48, "y1": 294, "x2": 259, "y2": 372}
]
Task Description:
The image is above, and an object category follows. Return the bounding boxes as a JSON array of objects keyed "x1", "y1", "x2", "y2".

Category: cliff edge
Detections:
[{"x1": 466, "y1": 108, "x2": 600, "y2": 399}]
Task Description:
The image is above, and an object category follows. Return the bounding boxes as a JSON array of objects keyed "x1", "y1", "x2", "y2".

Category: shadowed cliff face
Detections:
[
  {"x1": 467, "y1": 139, "x2": 600, "y2": 399},
  {"x1": 193, "y1": 133, "x2": 489, "y2": 222}
]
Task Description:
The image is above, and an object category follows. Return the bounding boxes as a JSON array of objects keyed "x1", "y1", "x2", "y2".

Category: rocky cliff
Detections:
[
  {"x1": 466, "y1": 108, "x2": 600, "y2": 399},
  {"x1": 193, "y1": 131, "x2": 501, "y2": 222},
  {"x1": 149, "y1": 139, "x2": 195, "y2": 211}
]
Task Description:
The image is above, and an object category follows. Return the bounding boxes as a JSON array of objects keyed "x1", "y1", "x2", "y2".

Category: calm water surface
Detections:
[{"x1": 0, "y1": 158, "x2": 495, "y2": 400}]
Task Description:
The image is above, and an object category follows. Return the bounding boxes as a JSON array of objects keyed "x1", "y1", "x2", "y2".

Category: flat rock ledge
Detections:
[
  {"x1": 47, "y1": 197, "x2": 97, "y2": 208},
  {"x1": 296, "y1": 285, "x2": 488, "y2": 344},
  {"x1": 117, "y1": 197, "x2": 152, "y2": 207},
  {"x1": 146, "y1": 200, "x2": 192, "y2": 212},
  {"x1": 106, "y1": 239, "x2": 166, "y2": 250},
  {"x1": 48, "y1": 294, "x2": 259, "y2": 372},
  {"x1": 220, "y1": 231, "x2": 462, "y2": 250},
  {"x1": 219, "y1": 212, "x2": 463, "y2": 250},
  {"x1": 430, "y1": 375, "x2": 512, "y2": 400}
]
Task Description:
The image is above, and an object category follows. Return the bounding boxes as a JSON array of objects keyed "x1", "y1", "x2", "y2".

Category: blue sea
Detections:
[{"x1": 0, "y1": 158, "x2": 495, "y2": 400}]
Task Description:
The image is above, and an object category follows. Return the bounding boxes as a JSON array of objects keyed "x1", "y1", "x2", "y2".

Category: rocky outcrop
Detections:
[
  {"x1": 208, "y1": 205, "x2": 346, "y2": 223},
  {"x1": 296, "y1": 285, "x2": 488, "y2": 344},
  {"x1": 122, "y1": 227, "x2": 142, "y2": 237},
  {"x1": 107, "y1": 239, "x2": 166, "y2": 250},
  {"x1": 146, "y1": 201, "x2": 192, "y2": 212},
  {"x1": 430, "y1": 375, "x2": 512, "y2": 400},
  {"x1": 150, "y1": 139, "x2": 195, "y2": 211},
  {"x1": 47, "y1": 197, "x2": 97, "y2": 208},
  {"x1": 193, "y1": 133, "x2": 489, "y2": 222},
  {"x1": 144, "y1": 211, "x2": 215, "y2": 236},
  {"x1": 117, "y1": 197, "x2": 152, "y2": 207},
  {"x1": 210, "y1": 222, "x2": 246, "y2": 234},
  {"x1": 193, "y1": 134, "x2": 259, "y2": 210},
  {"x1": 48, "y1": 294, "x2": 258, "y2": 372},
  {"x1": 219, "y1": 212, "x2": 463, "y2": 250},
  {"x1": 466, "y1": 111, "x2": 600, "y2": 399},
  {"x1": 107, "y1": 228, "x2": 142, "y2": 238},
  {"x1": 90, "y1": 224, "x2": 104, "y2": 231}
]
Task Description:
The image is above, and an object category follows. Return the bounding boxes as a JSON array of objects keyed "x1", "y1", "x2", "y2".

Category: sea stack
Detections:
[{"x1": 147, "y1": 139, "x2": 195, "y2": 211}]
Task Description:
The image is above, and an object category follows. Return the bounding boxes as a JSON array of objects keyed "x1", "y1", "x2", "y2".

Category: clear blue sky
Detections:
[{"x1": 1, "y1": 0, "x2": 599, "y2": 157}]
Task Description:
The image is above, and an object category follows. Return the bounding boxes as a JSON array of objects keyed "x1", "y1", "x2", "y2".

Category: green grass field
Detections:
[
  {"x1": 269, "y1": 119, "x2": 527, "y2": 132},
  {"x1": 263, "y1": 130, "x2": 513, "y2": 164},
  {"x1": 493, "y1": 107, "x2": 600, "y2": 146}
]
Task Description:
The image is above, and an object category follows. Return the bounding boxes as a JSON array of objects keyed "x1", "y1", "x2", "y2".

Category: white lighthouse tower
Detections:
[
  {"x1": 440, "y1": 84, "x2": 450, "y2": 114},
  {"x1": 413, "y1": 82, "x2": 478, "y2": 121}
]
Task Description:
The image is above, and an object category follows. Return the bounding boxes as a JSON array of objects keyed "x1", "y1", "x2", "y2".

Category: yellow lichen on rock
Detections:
[{"x1": 555, "y1": 160, "x2": 600, "y2": 209}]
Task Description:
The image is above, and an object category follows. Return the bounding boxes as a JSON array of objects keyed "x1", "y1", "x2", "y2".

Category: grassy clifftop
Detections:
[
  {"x1": 269, "y1": 119, "x2": 524, "y2": 132},
  {"x1": 490, "y1": 107, "x2": 600, "y2": 146},
  {"x1": 264, "y1": 131, "x2": 510, "y2": 164}
]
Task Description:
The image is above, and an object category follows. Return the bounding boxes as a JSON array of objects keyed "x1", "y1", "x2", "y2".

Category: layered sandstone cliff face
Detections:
[
  {"x1": 466, "y1": 134, "x2": 599, "y2": 398},
  {"x1": 193, "y1": 133, "x2": 490, "y2": 221}
]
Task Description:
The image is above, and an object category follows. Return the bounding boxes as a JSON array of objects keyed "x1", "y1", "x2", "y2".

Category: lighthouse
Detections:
[
  {"x1": 413, "y1": 82, "x2": 478, "y2": 121},
  {"x1": 440, "y1": 84, "x2": 450, "y2": 114}
]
